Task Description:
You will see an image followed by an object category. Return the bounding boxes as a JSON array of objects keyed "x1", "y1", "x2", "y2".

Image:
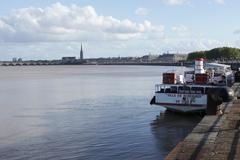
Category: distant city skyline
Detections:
[{"x1": 0, "y1": 0, "x2": 240, "y2": 60}]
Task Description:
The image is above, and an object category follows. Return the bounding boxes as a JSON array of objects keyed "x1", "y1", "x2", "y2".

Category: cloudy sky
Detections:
[{"x1": 0, "y1": 0, "x2": 239, "y2": 60}]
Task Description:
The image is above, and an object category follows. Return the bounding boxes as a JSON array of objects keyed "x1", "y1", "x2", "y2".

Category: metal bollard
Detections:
[
  {"x1": 207, "y1": 88, "x2": 223, "y2": 115},
  {"x1": 235, "y1": 71, "x2": 240, "y2": 82}
]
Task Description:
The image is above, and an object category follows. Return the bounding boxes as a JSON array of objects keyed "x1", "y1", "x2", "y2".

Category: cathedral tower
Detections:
[{"x1": 80, "y1": 44, "x2": 83, "y2": 60}]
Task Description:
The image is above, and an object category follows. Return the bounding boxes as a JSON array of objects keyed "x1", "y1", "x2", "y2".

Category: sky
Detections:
[{"x1": 0, "y1": 0, "x2": 240, "y2": 60}]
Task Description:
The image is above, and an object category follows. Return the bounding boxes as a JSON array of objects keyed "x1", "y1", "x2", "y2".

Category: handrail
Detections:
[{"x1": 155, "y1": 84, "x2": 224, "y2": 93}]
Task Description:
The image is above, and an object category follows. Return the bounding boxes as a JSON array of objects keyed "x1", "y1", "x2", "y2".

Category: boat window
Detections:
[
  {"x1": 178, "y1": 86, "x2": 190, "y2": 94},
  {"x1": 170, "y1": 86, "x2": 178, "y2": 93},
  {"x1": 178, "y1": 86, "x2": 183, "y2": 90},
  {"x1": 190, "y1": 89, "x2": 196, "y2": 94},
  {"x1": 178, "y1": 86, "x2": 184, "y2": 94},
  {"x1": 183, "y1": 86, "x2": 190, "y2": 94},
  {"x1": 191, "y1": 87, "x2": 204, "y2": 94},
  {"x1": 165, "y1": 88, "x2": 171, "y2": 93}
]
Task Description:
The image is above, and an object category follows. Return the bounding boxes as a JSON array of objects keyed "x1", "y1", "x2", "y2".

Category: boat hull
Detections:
[
  {"x1": 154, "y1": 92, "x2": 207, "y2": 112},
  {"x1": 154, "y1": 103, "x2": 206, "y2": 113}
]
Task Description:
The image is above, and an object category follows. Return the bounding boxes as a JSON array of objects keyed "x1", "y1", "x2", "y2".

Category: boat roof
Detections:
[
  {"x1": 206, "y1": 63, "x2": 230, "y2": 69},
  {"x1": 156, "y1": 84, "x2": 224, "y2": 88}
]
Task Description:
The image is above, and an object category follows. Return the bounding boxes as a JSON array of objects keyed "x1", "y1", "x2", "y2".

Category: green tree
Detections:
[{"x1": 187, "y1": 47, "x2": 240, "y2": 61}]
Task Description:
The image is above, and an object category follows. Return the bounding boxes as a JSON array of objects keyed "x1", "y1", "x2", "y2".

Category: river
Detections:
[{"x1": 0, "y1": 65, "x2": 202, "y2": 160}]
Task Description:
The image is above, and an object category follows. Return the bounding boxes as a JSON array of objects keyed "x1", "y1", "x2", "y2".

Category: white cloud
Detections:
[
  {"x1": 0, "y1": 3, "x2": 164, "y2": 43},
  {"x1": 161, "y1": 37, "x2": 233, "y2": 53},
  {"x1": 163, "y1": 0, "x2": 225, "y2": 6},
  {"x1": 135, "y1": 7, "x2": 150, "y2": 16},
  {"x1": 163, "y1": 0, "x2": 189, "y2": 5},
  {"x1": 172, "y1": 25, "x2": 187, "y2": 32},
  {"x1": 171, "y1": 25, "x2": 190, "y2": 37},
  {"x1": 214, "y1": 0, "x2": 225, "y2": 5}
]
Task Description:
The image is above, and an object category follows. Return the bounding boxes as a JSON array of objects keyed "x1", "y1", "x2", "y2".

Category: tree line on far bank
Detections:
[{"x1": 187, "y1": 47, "x2": 240, "y2": 61}]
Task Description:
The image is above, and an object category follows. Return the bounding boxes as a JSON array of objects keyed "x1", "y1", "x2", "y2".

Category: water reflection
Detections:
[{"x1": 151, "y1": 111, "x2": 202, "y2": 157}]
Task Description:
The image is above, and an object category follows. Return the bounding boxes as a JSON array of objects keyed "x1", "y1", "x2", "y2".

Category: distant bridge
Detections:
[
  {"x1": 0, "y1": 61, "x2": 61, "y2": 66},
  {"x1": 1, "y1": 60, "x2": 240, "y2": 69}
]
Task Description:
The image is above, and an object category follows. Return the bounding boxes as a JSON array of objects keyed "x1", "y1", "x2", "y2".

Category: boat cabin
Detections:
[{"x1": 155, "y1": 84, "x2": 217, "y2": 94}]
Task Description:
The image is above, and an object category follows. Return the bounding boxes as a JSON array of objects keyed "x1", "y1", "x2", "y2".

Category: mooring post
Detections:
[
  {"x1": 235, "y1": 71, "x2": 240, "y2": 82},
  {"x1": 207, "y1": 89, "x2": 223, "y2": 115}
]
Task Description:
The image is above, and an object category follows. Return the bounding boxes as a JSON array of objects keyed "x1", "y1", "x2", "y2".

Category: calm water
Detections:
[{"x1": 0, "y1": 65, "x2": 202, "y2": 160}]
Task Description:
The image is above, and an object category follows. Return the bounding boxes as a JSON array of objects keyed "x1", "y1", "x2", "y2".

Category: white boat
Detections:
[{"x1": 150, "y1": 58, "x2": 235, "y2": 113}]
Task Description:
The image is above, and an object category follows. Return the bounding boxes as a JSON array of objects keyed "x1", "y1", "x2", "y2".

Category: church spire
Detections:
[{"x1": 80, "y1": 43, "x2": 83, "y2": 60}]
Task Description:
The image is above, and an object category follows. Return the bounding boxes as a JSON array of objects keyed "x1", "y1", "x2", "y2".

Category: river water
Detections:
[{"x1": 0, "y1": 65, "x2": 202, "y2": 160}]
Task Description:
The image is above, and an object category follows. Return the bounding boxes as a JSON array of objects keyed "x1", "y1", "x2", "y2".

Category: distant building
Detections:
[
  {"x1": 158, "y1": 53, "x2": 187, "y2": 62},
  {"x1": 62, "y1": 57, "x2": 76, "y2": 63},
  {"x1": 12, "y1": 57, "x2": 23, "y2": 62},
  {"x1": 18, "y1": 58, "x2": 22, "y2": 62},
  {"x1": 141, "y1": 54, "x2": 158, "y2": 62},
  {"x1": 12, "y1": 57, "x2": 17, "y2": 62},
  {"x1": 80, "y1": 44, "x2": 83, "y2": 60}
]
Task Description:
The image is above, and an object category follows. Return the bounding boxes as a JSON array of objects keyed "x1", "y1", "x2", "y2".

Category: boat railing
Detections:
[{"x1": 155, "y1": 84, "x2": 220, "y2": 94}]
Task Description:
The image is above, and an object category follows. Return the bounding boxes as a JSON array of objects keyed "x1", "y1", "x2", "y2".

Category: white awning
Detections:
[{"x1": 206, "y1": 63, "x2": 230, "y2": 69}]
